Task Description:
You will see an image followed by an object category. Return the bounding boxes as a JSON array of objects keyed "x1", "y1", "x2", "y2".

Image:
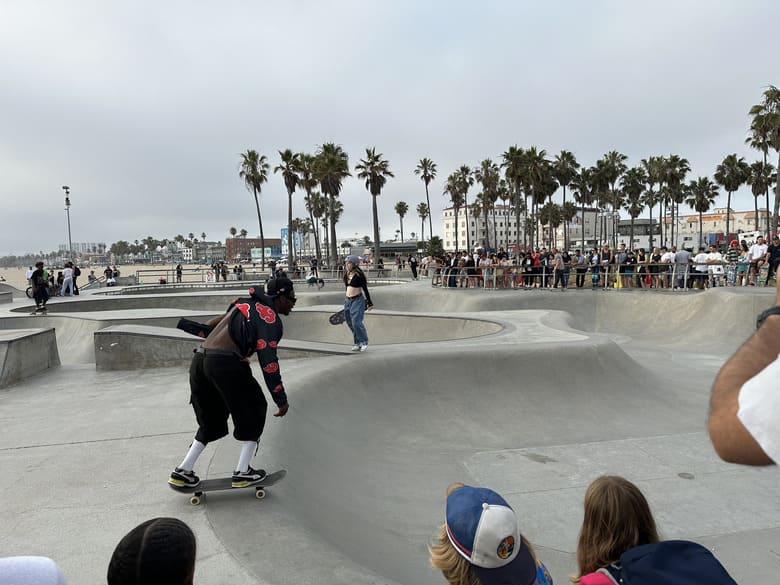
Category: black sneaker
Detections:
[
  {"x1": 232, "y1": 466, "x2": 266, "y2": 488},
  {"x1": 168, "y1": 467, "x2": 200, "y2": 488}
]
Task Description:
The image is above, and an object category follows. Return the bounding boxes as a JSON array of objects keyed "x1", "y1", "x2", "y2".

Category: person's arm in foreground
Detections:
[{"x1": 709, "y1": 278, "x2": 780, "y2": 465}]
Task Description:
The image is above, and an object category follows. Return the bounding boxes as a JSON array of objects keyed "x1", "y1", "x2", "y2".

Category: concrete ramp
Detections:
[{"x1": 0, "y1": 328, "x2": 59, "y2": 388}]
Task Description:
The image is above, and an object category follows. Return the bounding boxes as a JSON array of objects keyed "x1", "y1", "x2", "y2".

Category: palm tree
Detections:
[
  {"x1": 299, "y1": 153, "x2": 324, "y2": 265},
  {"x1": 641, "y1": 156, "x2": 665, "y2": 248},
  {"x1": 597, "y1": 151, "x2": 628, "y2": 247},
  {"x1": 521, "y1": 147, "x2": 550, "y2": 250},
  {"x1": 714, "y1": 154, "x2": 749, "y2": 240},
  {"x1": 239, "y1": 149, "x2": 270, "y2": 269},
  {"x1": 749, "y1": 85, "x2": 780, "y2": 234},
  {"x1": 414, "y1": 158, "x2": 437, "y2": 238},
  {"x1": 552, "y1": 150, "x2": 580, "y2": 249},
  {"x1": 201, "y1": 232, "x2": 206, "y2": 241},
  {"x1": 229, "y1": 227, "x2": 237, "y2": 238},
  {"x1": 501, "y1": 146, "x2": 526, "y2": 249},
  {"x1": 240, "y1": 228, "x2": 248, "y2": 238},
  {"x1": 664, "y1": 155, "x2": 690, "y2": 247},
  {"x1": 474, "y1": 159, "x2": 500, "y2": 250},
  {"x1": 686, "y1": 177, "x2": 719, "y2": 248},
  {"x1": 355, "y1": 147, "x2": 394, "y2": 268},
  {"x1": 395, "y1": 201, "x2": 409, "y2": 242},
  {"x1": 571, "y1": 167, "x2": 596, "y2": 248},
  {"x1": 417, "y1": 202, "x2": 429, "y2": 243},
  {"x1": 747, "y1": 160, "x2": 777, "y2": 234},
  {"x1": 453, "y1": 165, "x2": 474, "y2": 252},
  {"x1": 621, "y1": 167, "x2": 647, "y2": 249},
  {"x1": 444, "y1": 172, "x2": 464, "y2": 251},
  {"x1": 274, "y1": 149, "x2": 302, "y2": 264},
  {"x1": 313, "y1": 143, "x2": 350, "y2": 263},
  {"x1": 539, "y1": 202, "x2": 562, "y2": 248}
]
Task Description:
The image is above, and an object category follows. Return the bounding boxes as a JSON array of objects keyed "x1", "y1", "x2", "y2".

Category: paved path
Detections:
[{"x1": 0, "y1": 281, "x2": 777, "y2": 584}]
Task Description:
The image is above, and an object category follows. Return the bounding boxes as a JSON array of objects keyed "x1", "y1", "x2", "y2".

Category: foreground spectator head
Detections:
[
  {"x1": 0, "y1": 556, "x2": 66, "y2": 585},
  {"x1": 573, "y1": 476, "x2": 659, "y2": 581},
  {"x1": 430, "y1": 483, "x2": 551, "y2": 585},
  {"x1": 107, "y1": 517, "x2": 196, "y2": 585}
]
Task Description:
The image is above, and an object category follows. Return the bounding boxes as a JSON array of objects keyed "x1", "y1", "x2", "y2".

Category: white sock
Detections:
[
  {"x1": 236, "y1": 441, "x2": 258, "y2": 473},
  {"x1": 178, "y1": 440, "x2": 206, "y2": 471}
]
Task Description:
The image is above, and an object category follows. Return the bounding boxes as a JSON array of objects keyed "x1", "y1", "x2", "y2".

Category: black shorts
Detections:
[{"x1": 189, "y1": 350, "x2": 268, "y2": 443}]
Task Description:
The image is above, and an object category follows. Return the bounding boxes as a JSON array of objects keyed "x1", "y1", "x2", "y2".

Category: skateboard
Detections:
[
  {"x1": 169, "y1": 469, "x2": 286, "y2": 505},
  {"x1": 328, "y1": 309, "x2": 345, "y2": 325},
  {"x1": 30, "y1": 308, "x2": 47, "y2": 315}
]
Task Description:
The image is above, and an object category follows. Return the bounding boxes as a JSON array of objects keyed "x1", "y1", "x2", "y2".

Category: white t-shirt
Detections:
[
  {"x1": 661, "y1": 251, "x2": 675, "y2": 264},
  {"x1": 63, "y1": 267, "x2": 73, "y2": 279},
  {"x1": 738, "y1": 351, "x2": 780, "y2": 463},
  {"x1": 748, "y1": 243, "x2": 768, "y2": 261},
  {"x1": 694, "y1": 252, "x2": 709, "y2": 273}
]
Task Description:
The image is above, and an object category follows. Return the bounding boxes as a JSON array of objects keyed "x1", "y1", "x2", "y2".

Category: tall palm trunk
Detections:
[
  {"x1": 774, "y1": 151, "x2": 780, "y2": 235},
  {"x1": 699, "y1": 212, "x2": 703, "y2": 248},
  {"x1": 328, "y1": 194, "x2": 338, "y2": 264},
  {"x1": 287, "y1": 189, "x2": 294, "y2": 262},
  {"x1": 253, "y1": 188, "x2": 265, "y2": 270},
  {"x1": 453, "y1": 209, "x2": 459, "y2": 251},
  {"x1": 648, "y1": 202, "x2": 654, "y2": 250},
  {"x1": 372, "y1": 194, "x2": 380, "y2": 268},
  {"x1": 726, "y1": 190, "x2": 732, "y2": 239},
  {"x1": 562, "y1": 185, "x2": 568, "y2": 249},
  {"x1": 425, "y1": 183, "x2": 433, "y2": 238}
]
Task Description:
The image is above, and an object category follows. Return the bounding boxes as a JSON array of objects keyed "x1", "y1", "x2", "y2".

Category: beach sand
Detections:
[{"x1": 0, "y1": 264, "x2": 187, "y2": 290}]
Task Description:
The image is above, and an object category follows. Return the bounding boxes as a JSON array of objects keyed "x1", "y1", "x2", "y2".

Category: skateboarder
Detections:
[
  {"x1": 30, "y1": 261, "x2": 49, "y2": 313},
  {"x1": 169, "y1": 278, "x2": 297, "y2": 489},
  {"x1": 343, "y1": 255, "x2": 373, "y2": 352}
]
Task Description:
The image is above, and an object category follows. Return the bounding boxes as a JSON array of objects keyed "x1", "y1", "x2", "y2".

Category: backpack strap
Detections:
[{"x1": 596, "y1": 565, "x2": 622, "y2": 584}]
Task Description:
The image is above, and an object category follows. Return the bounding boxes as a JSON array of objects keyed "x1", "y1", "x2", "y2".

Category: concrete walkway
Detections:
[{"x1": 0, "y1": 280, "x2": 778, "y2": 584}]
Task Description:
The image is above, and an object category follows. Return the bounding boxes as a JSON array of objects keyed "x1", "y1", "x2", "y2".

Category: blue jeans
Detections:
[{"x1": 344, "y1": 295, "x2": 368, "y2": 346}]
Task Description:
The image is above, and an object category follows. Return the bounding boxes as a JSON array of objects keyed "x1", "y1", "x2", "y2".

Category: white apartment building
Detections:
[{"x1": 666, "y1": 207, "x2": 771, "y2": 248}]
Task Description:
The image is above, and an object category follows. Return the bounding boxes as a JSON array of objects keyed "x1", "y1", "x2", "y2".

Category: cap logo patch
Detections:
[{"x1": 496, "y1": 535, "x2": 514, "y2": 559}]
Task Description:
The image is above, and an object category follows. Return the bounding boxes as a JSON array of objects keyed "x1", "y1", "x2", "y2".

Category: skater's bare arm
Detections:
[{"x1": 709, "y1": 280, "x2": 780, "y2": 465}]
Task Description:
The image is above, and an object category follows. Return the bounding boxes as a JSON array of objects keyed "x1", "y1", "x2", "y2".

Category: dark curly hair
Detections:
[{"x1": 107, "y1": 517, "x2": 196, "y2": 585}]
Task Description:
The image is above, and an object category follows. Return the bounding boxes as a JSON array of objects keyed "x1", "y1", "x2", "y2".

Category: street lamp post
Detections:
[{"x1": 62, "y1": 186, "x2": 72, "y2": 261}]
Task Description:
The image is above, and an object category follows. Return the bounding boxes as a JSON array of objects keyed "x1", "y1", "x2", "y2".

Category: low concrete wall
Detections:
[
  {"x1": 0, "y1": 328, "x2": 60, "y2": 388},
  {"x1": 0, "y1": 291, "x2": 12, "y2": 304},
  {"x1": 94, "y1": 324, "x2": 353, "y2": 370}
]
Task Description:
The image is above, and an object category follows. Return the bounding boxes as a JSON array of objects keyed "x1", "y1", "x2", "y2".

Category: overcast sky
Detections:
[{"x1": 1, "y1": 1, "x2": 778, "y2": 256}]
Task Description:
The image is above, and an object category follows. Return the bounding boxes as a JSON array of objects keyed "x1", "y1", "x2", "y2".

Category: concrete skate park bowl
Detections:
[{"x1": 1, "y1": 281, "x2": 778, "y2": 584}]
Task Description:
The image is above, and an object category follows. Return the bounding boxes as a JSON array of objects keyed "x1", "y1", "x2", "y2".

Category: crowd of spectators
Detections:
[{"x1": 420, "y1": 236, "x2": 780, "y2": 291}]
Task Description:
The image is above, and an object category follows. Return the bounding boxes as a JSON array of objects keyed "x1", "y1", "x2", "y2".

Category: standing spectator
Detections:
[
  {"x1": 88, "y1": 270, "x2": 97, "y2": 284},
  {"x1": 765, "y1": 234, "x2": 780, "y2": 283},
  {"x1": 104, "y1": 266, "x2": 115, "y2": 287},
  {"x1": 589, "y1": 248, "x2": 601, "y2": 289},
  {"x1": 175, "y1": 263, "x2": 183, "y2": 283},
  {"x1": 673, "y1": 246, "x2": 692, "y2": 289},
  {"x1": 574, "y1": 249, "x2": 587, "y2": 288},
  {"x1": 552, "y1": 248, "x2": 567, "y2": 290},
  {"x1": 429, "y1": 483, "x2": 553, "y2": 585},
  {"x1": 660, "y1": 245, "x2": 675, "y2": 288},
  {"x1": 61, "y1": 262, "x2": 74, "y2": 296},
  {"x1": 25, "y1": 265, "x2": 34, "y2": 282},
  {"x1": 30, "y1": 261, "x2": 49, "y2": 313},
  {"x1": 220, "y1": 262, "x2": 228, "y2": 282},
  {"x1": 72, "y1": 263, "x2": 81, "y2": 295},
  {"x1": 649, "y1": 247, "x2": 662, "y2": 288},
  {"x1": 692, "y1": 246, "x2": 709, "y2": 289},
  {"x1": 746, "y1": 235, "x2": 768, "y2": 286},
  {"x1": 724, "y1": 240, "x2": 740, "y2": 285},
  {"x1": 709, "y1": 276, "x2": 780, "y2": 465},
  {"x1": 706, "y1": 244, "x2": 724, "y2": 287},
  {"x1": 408, "y1": 253, "x2": 419, "y2": 280},
  {"x1": 309, "y1": 256, "x2": 318, "y2": 278},
  {"x1": 635, "y1": 248, "x2": 647, "y2": 288},
  {"x1": 237, "y1": 263, "x2": 244, "y2": 281},
  {"x1": 621, "y1": 249, "x2": 636, "y2": 288}
]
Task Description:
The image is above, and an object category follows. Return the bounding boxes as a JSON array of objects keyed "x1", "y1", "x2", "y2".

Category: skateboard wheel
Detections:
[
  {"x1": 255, "y1": 488, "x2": 266, "y2": 499},
  {"x1": 190, "y1": 496, "x2": 201, "y2": 505}
]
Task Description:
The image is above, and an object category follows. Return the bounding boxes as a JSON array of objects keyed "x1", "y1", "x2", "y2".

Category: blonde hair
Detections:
[
  {"x1": 571, "y1": 476, "x2": 659, "y2": 583},
  {"x1": 429, "y1": 483, "x2": 538, "y2": 585}
]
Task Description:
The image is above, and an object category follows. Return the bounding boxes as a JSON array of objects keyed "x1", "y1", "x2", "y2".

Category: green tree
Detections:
[
  {"x1": 640, "y1": 156, "x2": 664, "y2": 247},
  {"x1": 571, "y1": 167, "x2": 596, "y2": 248},
  {"x1": 714, "y1": 154, "x2": 749, "y2": 239},
  {"x1": 686, "y1": 177, "x2": 719, "y2": 248},
  {"x1": 395, "y1": 201, "x2": 409, "y2": 242},
  {"x1": 426, "y1": 235, "x2": 445, "y2": 259},
  {"x1": 443, "y1": 172, "x2": 464, "y2": 251},
  {"x1": 414, "y1": 158, "x2": 437, "y2": 238},
  {"x1": 748, "y1": 85, "x2": 780, "y2": 234},
  {"x1": 240, "y1": 228, "x2": 248, "y2": 238},
  {"x1": 539, "y1": 202, "x2": 562, "y2": 248},
  {"x1": 239, "y1": 149, "x2": 270, "y2": 269},
  {"x1": 747, "y1": 160, "x2": 777, "y2": 234},
  {"x1": 299, "y1": 153, "x2": 323, "y2": 265},
  {"x1": 229, "y1": 227, "x2": 237, "y2": 238},
  {"x1": 313, "y1": 143, "x2": 351, "y2": 264},
  {"x1": 501, "y1": 145, "x2": 526, "y2": 249},
  {"x1": 355, "y1": 147, "x2": 394, "y2": 268},
  {"x1": 621, "y1": 167, "x2": 647, "y2": 249},
  {"x1": 663, "y1": 155, "x2": 690, "y2": 247},
  {"x1": 474, "y1": 159, "x2": 500, "y2": 250},
  {"x1": 521, "y1": 147, "x2": 551, "y2": 250},
  {"x1": 552, "y1": 150, "x2": 580, "y2": 249},
  {"x1": 416, "y1": 202, "x2": 429, "y2": 243},
  {"x1": 454, "y1": 165, "x2": 474, "y2": 251},
  {"x1": 274, "y1": 149, "x2": 302, "y2": 264}
]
